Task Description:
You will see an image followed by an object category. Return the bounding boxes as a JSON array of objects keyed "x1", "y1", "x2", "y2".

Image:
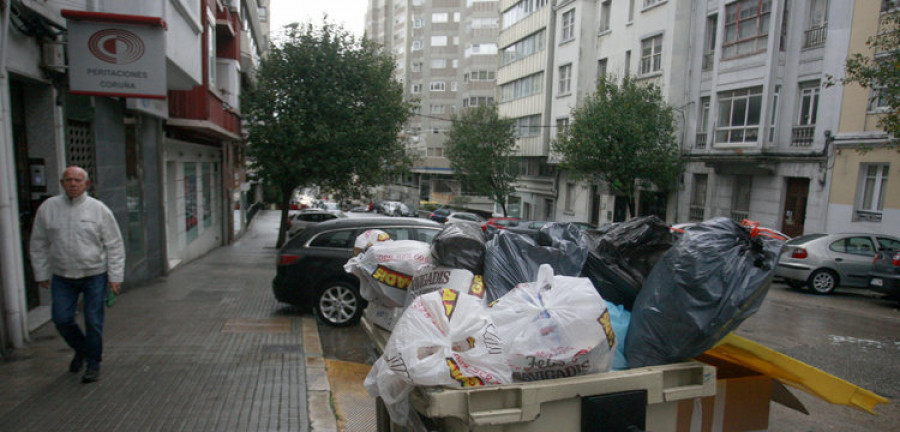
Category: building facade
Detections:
[
  {"x1": 366, "y1": 0, "x2": 501, "y2": 212},
  {"x1": 0, "y1": 0, "x2": 267, "y2": 356}
]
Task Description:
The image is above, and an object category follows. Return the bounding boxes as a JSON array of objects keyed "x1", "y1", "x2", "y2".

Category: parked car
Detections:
[
  {"x1": 379, "y1": 201, "x2": 415, "y2": 217},
  {"x1": 482, "y1": 217, "x2": 520, "y2": 234},
  {"x1": 504, "y1": 220, "x2": 553, "y2": 240},
  {"x1": 776, "y1": 233, "x2": 900, "y2": 294},
  {"x1": 272, "y1": 217, "x2": 443, "y2": 326},
  {"x1": 869, "y1": 248, "x2": 900, "y2": 300},
  {"x1": 287, "y1": 210, "x2": 346, "y2": 237},
  {"x1": 445, "y1": 211, "x2": 486, "y2": 224},
  {"x1": 428, "y1": 207, "x2": 456, "y2": 223}
]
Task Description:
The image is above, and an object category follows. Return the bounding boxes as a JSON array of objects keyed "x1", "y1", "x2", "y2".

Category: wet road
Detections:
[{"x1": 319, "y1": 281, "x2": 900, "y2": 430}]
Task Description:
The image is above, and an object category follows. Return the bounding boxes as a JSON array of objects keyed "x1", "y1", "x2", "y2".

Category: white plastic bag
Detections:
[
  {"x1": 407, "y1": 265, "x2": 486, "y2": 305},
  {"x1": 364, "y1": 287, "x2": 512, "y2": 425},
  {"x1": 490, "y1": 264, "x2": 616, "y2": 381},
  {"x1": 344, "y1": 240, "x2": 432, "y2": 306}
]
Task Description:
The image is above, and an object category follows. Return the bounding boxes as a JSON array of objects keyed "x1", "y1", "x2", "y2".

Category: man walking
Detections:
[{"x1": 29, "y1": 166, "x2": 125, "y2": 384}]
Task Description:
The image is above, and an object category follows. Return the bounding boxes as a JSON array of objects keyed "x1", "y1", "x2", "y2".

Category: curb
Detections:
[{"x1": 302, "y1": 316, "x2": 338, "y2": 432}]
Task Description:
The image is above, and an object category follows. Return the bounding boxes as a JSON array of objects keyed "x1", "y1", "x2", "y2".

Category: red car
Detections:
[{"x1": 482, "y1": 217, "x2": 520, "y2": 233}]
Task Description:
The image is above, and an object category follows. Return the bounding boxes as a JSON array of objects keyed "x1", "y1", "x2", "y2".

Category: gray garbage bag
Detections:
[
  {"x1": 484, "y1": 223, "x2": 589, "y2": 303},
  {"x1": 624, "y1": 217, "x2": 785, "y2": 368}
]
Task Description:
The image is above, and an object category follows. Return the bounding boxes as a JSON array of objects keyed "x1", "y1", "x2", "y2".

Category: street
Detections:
[{"x1": 321, "y1": 281, "x2": 900, "y2": 430}]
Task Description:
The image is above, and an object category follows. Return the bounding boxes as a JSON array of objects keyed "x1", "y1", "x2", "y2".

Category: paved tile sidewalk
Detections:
[{"x1": 0, "y1": 211, "x2": 333, "y2": 432}]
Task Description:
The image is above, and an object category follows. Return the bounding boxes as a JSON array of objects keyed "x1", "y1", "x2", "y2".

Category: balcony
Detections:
[
  {"x1": 168, "y1": 88, "x2": 241, "y2": 141},
  {"x1": 804, "y1": 24, "x2": 827, "y2": 49},
  {"x1": 689, "y1": 205, "x2": 705, "y2": 222},
  {"x1": 791, "y1": 125, "x2": 815, "y2": 147},
  {"x1": 695, "y1": 133, "x2": 707, "y2": 149}
]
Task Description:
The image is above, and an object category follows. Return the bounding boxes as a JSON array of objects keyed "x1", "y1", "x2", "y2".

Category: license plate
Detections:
[{"x1": 870, "y1": 278, "x2": 883, "y2": 287}]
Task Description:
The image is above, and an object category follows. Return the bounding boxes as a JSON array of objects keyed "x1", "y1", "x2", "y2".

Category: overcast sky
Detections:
[{"x1": 268, "y1": 0, "x2": 368, "y2": 38}]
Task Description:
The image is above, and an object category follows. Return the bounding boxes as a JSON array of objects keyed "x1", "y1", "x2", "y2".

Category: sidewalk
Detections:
[{"x1": 0, "y1": 210, "x2": 340, "y2": 432}]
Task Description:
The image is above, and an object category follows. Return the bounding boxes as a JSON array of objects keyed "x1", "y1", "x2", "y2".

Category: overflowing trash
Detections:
[{"x1": 353, "y1": 217, "x2": 788, "y2": 426}]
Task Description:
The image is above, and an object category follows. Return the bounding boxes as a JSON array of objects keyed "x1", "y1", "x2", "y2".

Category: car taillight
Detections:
[
  {"x1": 893, "y1": 253, "x2": 900, "y2": 267},
  {"x1": 791, "y1": 248, "x2": 808, "y2": 259},
  {"x1": 279, "y1": 254, "x2": 301, "y2": 265}
]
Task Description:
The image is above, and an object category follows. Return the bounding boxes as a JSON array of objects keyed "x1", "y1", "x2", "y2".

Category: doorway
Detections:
[{"x1": 782, "y1": 177, "x2": 809, "y2": 238}]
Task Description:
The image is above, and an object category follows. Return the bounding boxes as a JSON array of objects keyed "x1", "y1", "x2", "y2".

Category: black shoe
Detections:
[
  {"x1": 82, "y1": 368, "x2": 100, "y2": 384},
  {"x1": 69, "y1": 355, "x2": 84, "y2": 373}
]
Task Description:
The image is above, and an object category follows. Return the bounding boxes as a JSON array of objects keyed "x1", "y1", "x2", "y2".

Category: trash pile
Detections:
[{"x1": 345, "y1": 217, "x2": 785, "y2": 425}]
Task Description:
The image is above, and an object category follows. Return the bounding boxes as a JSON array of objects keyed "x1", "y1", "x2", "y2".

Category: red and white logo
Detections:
[{"x1": 88, "y1": 29, "x2": 145, "y2": 65}]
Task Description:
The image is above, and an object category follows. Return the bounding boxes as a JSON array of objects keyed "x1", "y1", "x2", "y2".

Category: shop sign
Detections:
[{"x1": 63, "y1": 11, "x2": 166, "y2": 99}]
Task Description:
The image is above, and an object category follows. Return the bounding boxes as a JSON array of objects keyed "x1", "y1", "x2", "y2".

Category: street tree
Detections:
[
  {"x1": 553, "y1": 76, "x2": 683, "y2": 218},
  {"x1": 842, "y1": 9, "x2": 899, "y2": 145},
  {"x1": 243, "y1": 21, "x2": 413, "y2": 246},
  {"x1": 443, "y1": 104, "x2": 518, "y2": 216}
]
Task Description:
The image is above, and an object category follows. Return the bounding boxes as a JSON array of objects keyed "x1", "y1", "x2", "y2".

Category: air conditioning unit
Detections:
[{"x1": 41, "y1": 42, "x2": 66, "y2": 71}]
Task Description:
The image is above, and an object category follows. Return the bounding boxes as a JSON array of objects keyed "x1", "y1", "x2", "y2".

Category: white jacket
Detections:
[{"x1": 29, "y1": 193, "x2": 125, "y2": 283}]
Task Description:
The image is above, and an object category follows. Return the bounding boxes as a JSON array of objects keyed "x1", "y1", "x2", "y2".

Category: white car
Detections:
[
  {"x1": 445, "y1": 211, "x2": 486, "y2": 224},
  {"x1": 287, "y1": 210, "x2": 346, "y2": 237}
]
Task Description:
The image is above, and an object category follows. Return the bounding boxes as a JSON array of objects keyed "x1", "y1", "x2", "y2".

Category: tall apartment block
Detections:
[{"x1": 367, "y1": 0, "x2": 501, "y2": 210}]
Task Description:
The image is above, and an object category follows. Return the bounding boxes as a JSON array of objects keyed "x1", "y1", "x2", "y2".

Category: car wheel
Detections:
[
  {"x1": 807, "y1": 269, "x2": 838, "y2": 295},
  {"x1": 316, "y1": 281, "x2": 363, "y2": 327}
]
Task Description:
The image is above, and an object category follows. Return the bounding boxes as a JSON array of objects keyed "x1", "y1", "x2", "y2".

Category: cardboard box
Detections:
[{"x1": 676, "y1": 375, "x2": 771, "y2": 432}]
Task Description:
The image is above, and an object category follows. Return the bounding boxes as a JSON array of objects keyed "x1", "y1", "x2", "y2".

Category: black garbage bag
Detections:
[
  {"x1": 580, "y1": 216, "x2": 674, "y2": 310},
  {"x1": 624, "y1": 217, "x2": 785, "y2": 368},
  {"x1": 484, "y1": 223, "x2": 589, "y2": 303},
  {"x1": 430, "y1": 222, "x2": 486, "y2": 274}
]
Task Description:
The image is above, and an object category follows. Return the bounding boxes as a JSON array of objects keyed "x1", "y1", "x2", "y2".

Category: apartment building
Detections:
[
  {"x1": 367, "y1": 0, "x2": 501, "y2": 210},
  {"x1": 0, "y1": 0, "x2": 267, "y2": 355},
  {"x1": 824, "y1": 0, "x2": 899, "y2": 236},
  {"x1": 496, "y1": 0, "x2": 860, "y2": 235}
]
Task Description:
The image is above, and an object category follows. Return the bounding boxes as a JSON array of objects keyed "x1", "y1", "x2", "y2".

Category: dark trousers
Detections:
[{"x1": 51, "y1": 273, "x2": 107, "y2": 370}]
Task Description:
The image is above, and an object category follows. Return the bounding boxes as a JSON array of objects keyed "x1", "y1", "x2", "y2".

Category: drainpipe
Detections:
[{"x1": 0, "y1": 0, "x2": 28, "y2": 354}]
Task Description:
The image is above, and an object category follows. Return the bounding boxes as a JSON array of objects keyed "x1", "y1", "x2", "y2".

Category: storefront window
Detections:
[
  {"x1": 202, "y1": 163, "x2": 212, "y2": 228},
  {"x1": 125, "y1": 124, "x2": 146, "y2": 266},
  {"x1": 185, "y1": 163, "x2": 198, "y2": 242}
]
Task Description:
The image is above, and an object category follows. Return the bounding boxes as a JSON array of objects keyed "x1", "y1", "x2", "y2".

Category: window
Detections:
[
  {"x1": 599, "y1": 1, "x2": 611, "y2": 33},
  {"x1": 432, "y1": 12, "x2": 449, "y2": 23},
  {"x1": 309, "y1": 230, "x2": 354, "y2": 248},
  {"x1": 451, "y1": 81, "x2": 458, "y2": 91},
  {"x1": 465, "y1": 70, "x2": 496, "y2": 81},
  {"x1": 643, "y1": 0, "x2": 664, "y2": 8},
  {"x1": 561, "y1": 9, "x2": 576, "y2": 42},
  {"x1": 558, "y1": 64, "x2": 572, "y2": 95},
  {"x1": 805, "y1": 0, "x2": 828, "y2": 47},
  {"x1": 430, "y1": 81, "x2": 445, "y2": 91},
  {"x1": 731, "y1": 175, "x2": 752, "y2": 220},
  {"x1": 722, "y1": 0, "x2": 772, "y2": 59},
  {"x1": 413, "y1": 18, "x2": 424, "y2": 28},
  {"x1": 465, "y1": 43, "x2": 498, "y2": 57},
  {"x1": 628, "y1": 0, "x2": 635, "y2": 22},
  {"x1": 565, "y1": 182, "x2": 575, "y2": 211},
  {"x1": 556, "y1": 117, "x2": 569, "y2": 135},
  {"x1": 689, "y1": 174, "x2": 708, "y2": 221},
  {"x1": 829, "y1": 237, "x2": 877, "y2": 257},
  {"x1": 769, "y1": 84, "x2": 780, "y2": 142},
  {"x1": 207, "y1": 23, "x2": 216, "y2": 85},
  {"x1": 463, "y1": 96, "x2": 495, "y2": 107},
  {"x1": 696, "y1": 97, "x2": 710, "y2": 148},
  {"x1": 502, "y1": 0, "x2": 550, "y2": 29},
  {"x1": 432, "y1": 36, "x2": 448, "y2": 47},
  {"x1": 703, "y1": 15, "x2": 717, "y2": 70},
  {"x1": 412, "y1": 40, "x2": 423, "y2": 50},
  {"x1": 411, "y1": 62, "x2": 422, "y2": 72},
  {"x1": 514, "y1": 115, "x2": 542, "y2": 137},
  {"x1": 430, "y1": 104, "x2": 445, "y2": 114},
  {"x1": 797, "y1": 82, "x2": 820, "y2": 126},
  {"x1": 869, "y1": 72, "x2": 891, "y2": 111},
  {"x1": 411, "y1": 83, "x2": 422, "y2": 93},
  {"x1": 597, "y1": 58, "x2": 608, "y2": 80},
  {"x1": 715, "y1": 87, "x2": 763, "y2": 144},
  {"x1": 640, "y1": 35, "x2": 663, "y2": 75},
  {"x1": 431, "y1": 59, "x2": 447, "y2": 68},
  {"x1": 502, "y1": 30, "x2": 546, "y2": 65},
  {"x1": 857, "y1": 164, "x2": 889, "y2": 219},
  {"x1": 624, "y1": 50, "x2": 632, "y2": 76},
  {"x1": 501, "y1": 73, "x2": 544, "y2": 102}
]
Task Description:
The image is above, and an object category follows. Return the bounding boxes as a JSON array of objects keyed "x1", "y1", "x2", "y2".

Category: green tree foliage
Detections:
[
  {"x1": 553, "y1": 76, "x2": 683, "y2": 217},
  {"x1": 243, "y1": 21, "x2": 412, "y2": 246},
  {"x1": 443, "y1": 105, "x2": 518, "y2": 216},
  {"x1": 843, "y1": 10, "x2": 899, "y2": 145}
]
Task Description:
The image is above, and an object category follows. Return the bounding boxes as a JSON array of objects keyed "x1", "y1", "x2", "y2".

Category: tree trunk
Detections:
[{"x1": 276, "y1": 189, "x2": 291, "y2": 248}]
